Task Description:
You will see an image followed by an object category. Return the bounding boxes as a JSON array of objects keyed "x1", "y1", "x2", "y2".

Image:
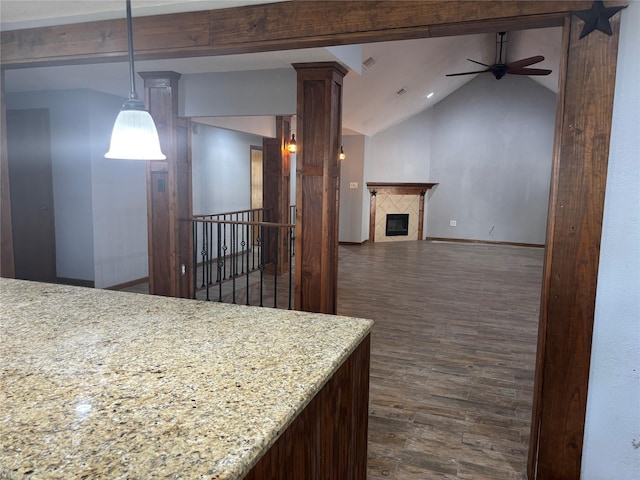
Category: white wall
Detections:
[
  {"x1": 428, "y1": 74, "x2": 556, "y2": 244},
  {"x1": 6, "y1": 90, "x2": 95, "y2": 282},
  {"x1": 582, "y1": 2, "x2": 640, "y2": 478},
  {"x1": 89, "y1": 92, "x2": 148, "y2": 289}
]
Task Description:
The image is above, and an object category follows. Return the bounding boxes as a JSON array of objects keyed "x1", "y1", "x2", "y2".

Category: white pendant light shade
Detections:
[
  {"x1": 105, "y1": 102, "x2": 166, "y2": 160},
  {"x1": 104, "y1": 0, "x2": 166, "y2": 161}
]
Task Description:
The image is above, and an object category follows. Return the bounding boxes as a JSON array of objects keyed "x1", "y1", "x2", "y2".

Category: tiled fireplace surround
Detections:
[{"x1": 366, "y1": 183, "x2": 437, "y2": 243}]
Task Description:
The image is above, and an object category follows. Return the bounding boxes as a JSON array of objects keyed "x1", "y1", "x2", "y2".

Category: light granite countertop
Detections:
[{"x1": 0, "y1": 278, "x2": 373, "y2": 480}]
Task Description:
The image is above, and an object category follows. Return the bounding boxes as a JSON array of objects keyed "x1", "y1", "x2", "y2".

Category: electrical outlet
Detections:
[
  {"x1": 449, "y1": 220, "x2": 457, "y2": 227},
  {"x1": 349, "y1": 182, "x2": 358, "y2": 189}
]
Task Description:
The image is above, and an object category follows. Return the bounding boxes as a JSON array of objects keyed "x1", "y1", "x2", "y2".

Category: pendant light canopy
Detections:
[{"x1": 105, "y1": 0, "x2": 166, "y2": 160}]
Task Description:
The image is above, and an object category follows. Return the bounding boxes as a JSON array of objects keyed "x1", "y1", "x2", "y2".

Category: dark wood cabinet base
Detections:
[{"x1": 246, "y1": 334, "x2": 370, "y2": 479}]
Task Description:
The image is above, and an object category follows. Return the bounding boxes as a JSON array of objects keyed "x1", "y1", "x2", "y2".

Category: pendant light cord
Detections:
[{"x1": 126, "y1": 0, "x2": 138, "y2": 100}]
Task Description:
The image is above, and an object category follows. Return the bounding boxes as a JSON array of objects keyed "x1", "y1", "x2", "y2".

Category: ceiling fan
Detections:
[{"x1": 446, "y1": 31, "x2": 552, "y2": 80}]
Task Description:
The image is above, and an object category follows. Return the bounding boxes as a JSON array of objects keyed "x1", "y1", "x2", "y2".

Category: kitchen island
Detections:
[{"x1": 0, "y1": 279, "x2": 373, "y2": 479}]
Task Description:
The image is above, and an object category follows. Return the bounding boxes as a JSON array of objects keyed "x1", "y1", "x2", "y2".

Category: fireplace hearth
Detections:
[{"x1": 385, "y1": 214, "x2": 409, "y2": 236}]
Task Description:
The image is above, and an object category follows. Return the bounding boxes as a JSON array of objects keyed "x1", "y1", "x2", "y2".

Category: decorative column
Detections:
[
  {"x1": 262, "y1": 115, "x2": 291, "y2": 275},
  {"x1": 293, "y1": 62, "x2": 347, "y2": 314},
  {"x1": 140, "y1": 71, "x2": 193, "y2": 298}
]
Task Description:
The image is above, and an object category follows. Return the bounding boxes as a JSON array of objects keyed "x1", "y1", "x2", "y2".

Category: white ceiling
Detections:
[{"x1": 0, "y1": 1, "x2": 562, "y2": 136}]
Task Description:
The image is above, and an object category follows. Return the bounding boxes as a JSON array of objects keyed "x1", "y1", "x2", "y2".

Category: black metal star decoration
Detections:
[{"x1": 574, "y1": 0, "x2": 625, "y2": 39}]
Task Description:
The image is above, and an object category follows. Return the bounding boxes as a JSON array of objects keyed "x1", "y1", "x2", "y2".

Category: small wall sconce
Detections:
[
  {"x1": 287, "y1": 133, "x2": 297, "y2": 154},
  {"x1": 339, "y1": 145, "x2": 346, "y2": 161}
]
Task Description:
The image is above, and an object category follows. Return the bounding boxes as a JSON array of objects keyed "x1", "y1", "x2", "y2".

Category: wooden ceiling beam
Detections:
[{"x1": 0, "y1": 1, "x2": 620, "y2": 68}]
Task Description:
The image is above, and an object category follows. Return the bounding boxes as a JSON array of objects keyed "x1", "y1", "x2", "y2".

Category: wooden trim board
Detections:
[{"x1": 425, "y1": 237, "x2": 545, "y2": 248}]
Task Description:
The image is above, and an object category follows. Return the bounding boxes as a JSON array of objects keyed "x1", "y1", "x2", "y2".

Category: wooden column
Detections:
[
  {"x1": 528, "y1": 12, "x2": 623, "y2": 479},
  {"x1": 0, "y1": 70, "x2": 15, "y2": 278},
  {"x1": 262, "y1": 115, "x2": 291, "y2": 275},
  {"x1": 140, "y1": 71, "x2": 193, "y2": 299},
  {"x1": 293, "y1": 62, "x2": 347, "y2": 314}
]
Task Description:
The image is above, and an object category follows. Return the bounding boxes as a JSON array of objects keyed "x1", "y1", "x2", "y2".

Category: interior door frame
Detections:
[
  {"x1": 0, "y1": 2, "x2": 627, "y2": 477},
  {"x1": 250, "y1": 144, "x2": 263, "y2": 245}
]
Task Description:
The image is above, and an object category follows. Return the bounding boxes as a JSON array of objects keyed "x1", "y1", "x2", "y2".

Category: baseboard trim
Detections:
[
  {"x1": 339, "y1": 240, "x2": 369, "y2": 246},
  {"x1": 56, "y1": 277, "x2": 95, "y2": 288},
  {"x1": 107, "y1": 277, "x2": 149, "y2": 291},
  {"x1": 424, "y1": 237, "x2": 545, "y2": 248}
]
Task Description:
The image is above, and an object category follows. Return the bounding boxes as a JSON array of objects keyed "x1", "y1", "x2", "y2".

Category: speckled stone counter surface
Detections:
[{"x1": 0, "y1": 278, "x2": 373, "y2": 480}]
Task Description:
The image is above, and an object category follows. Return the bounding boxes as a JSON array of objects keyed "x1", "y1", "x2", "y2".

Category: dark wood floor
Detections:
[
  {"x1": 337, "y1": 240, "x2": 543, "y2": 480},
  {"x1": 122, "y1": 240, "x2": 542, "y2": 478}
]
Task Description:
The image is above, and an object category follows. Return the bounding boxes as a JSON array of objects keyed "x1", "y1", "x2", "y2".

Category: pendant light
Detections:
[
  {"x1": 339, "y1": 145, "x2": 346, "y2": 161},
  {"x1": 105, "y1": 0, "x2": 166, "y2": 160}
]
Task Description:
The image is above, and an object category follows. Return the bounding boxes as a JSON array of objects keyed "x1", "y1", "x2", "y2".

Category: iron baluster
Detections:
[
  {"x1": 217, "y1": 223, "x2": 223, "y2": 302},
  {"x1": 231, "y1": 223, "x2": 236, "y2": 304},
  {"x1": 192, "y1": 221, "x2": 197, "y2": 299},
  {"x1": 245, "y1": 223, "x2": 250, "y2": 305},
  {"x1": 289, "y1": 225, "x2": 293, "y2": 310},
  {"x1": 259, "y1": 225, "x2": 264, "y2": 307},
  {"x1": 273, "y1": 227, "x2": 278, "y2": 309}
]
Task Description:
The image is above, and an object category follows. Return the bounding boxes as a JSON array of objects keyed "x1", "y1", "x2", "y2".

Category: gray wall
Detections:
[
  {"x1": 583, "y1": 2, "x2": 640, "y2": 477},
  {"x1": 338, "y1": 135, "x2": 366, "y2": 243},
  {"x1": 88, "y1": 92, "x2": 148, "y2": 289},
  {"x1": 6, "y1": 90, "x2": 95, "y2": 282},
  {"x1": 6, "y1": 89, "x2": 149, "y2": 288},
  {"x1": 181, "y1": 69, "x2": 296, "y2": 117},
  {"x1": 368, "y1": 109, "x2": 432, "y2": 183},
  {"x1": 191, "y1": 123, "x2": 265, "y2": 262},
  {"x1": 340, "y1": 74, "x2": 556, "y2": 245},
  {"x1": 427, "y1": 74, "x2": 556, "y2": 244},
  {"x1": 192, "y1": 123, "x2": 262, "y2": 215}
]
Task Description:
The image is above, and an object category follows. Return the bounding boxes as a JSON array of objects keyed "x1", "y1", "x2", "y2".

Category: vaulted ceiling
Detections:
[{"x1": 0, "y1": 0, "x2": 562, "y2": 136}]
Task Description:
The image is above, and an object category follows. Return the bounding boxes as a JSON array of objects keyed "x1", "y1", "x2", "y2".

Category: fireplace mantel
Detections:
[
  {"x1": 366, "y1": 182, "x2": 438, "y2": 243},
  {"x1": 366, "y1": 182, "x2": 438, "y2": 196}
]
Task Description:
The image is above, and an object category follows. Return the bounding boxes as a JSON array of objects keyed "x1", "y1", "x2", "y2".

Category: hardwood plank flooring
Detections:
[
  {"x1": 122, "y1": 240, "x2": 542, "y2": 479},
  {"x1": 337, "y1": 240, "x2": 543, "y2": 480}
]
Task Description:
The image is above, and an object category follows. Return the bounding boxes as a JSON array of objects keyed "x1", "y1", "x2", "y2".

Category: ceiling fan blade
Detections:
[
  {"x1": 507, "y1": 55, "x2": 545, "y2": 69},
  {"x1": 509, "y1": 67, "x2": 552, "y2": 76},
  {"x1": 467, "y1": 58, "x2": 492, "y2": 68},
  {"x1": 446, "y1": 70, "x2": 490, "y2": 77}
]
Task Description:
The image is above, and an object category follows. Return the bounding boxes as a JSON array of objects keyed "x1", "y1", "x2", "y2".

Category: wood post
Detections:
[
  {"x1": 262, "y1": 115, "x2": 291, "y2": 275},
  {"x1": 528, "y1": 12, "x2": 623, "y2": 479},
  {"x1": 140, "y1": 71, "x2": 193, "y2": 299},
  {"x1": 293, "y1": 62, "x2": 347, "y2": 314}
]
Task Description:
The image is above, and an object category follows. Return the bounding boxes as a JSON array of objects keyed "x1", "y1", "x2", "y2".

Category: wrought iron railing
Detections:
[{"x1": 192, "y1": 209, "x2": 295, "y2": 309}]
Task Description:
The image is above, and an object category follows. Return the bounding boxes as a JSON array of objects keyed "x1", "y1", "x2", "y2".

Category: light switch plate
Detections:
[{"x1": 349, "y1": 182, "x2": 358, "y2": 189}]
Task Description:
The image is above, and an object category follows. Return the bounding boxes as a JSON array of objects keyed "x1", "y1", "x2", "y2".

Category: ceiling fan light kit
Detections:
[{"x1": 446, "y1": 31, "x2": 552, "y2": 80}]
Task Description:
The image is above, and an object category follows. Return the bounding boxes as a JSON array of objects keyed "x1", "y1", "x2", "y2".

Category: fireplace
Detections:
[
  {"x1": 366, "y1": 182, "x2": 438, "y2": 243},
  {"x1": 385, "y1": 214, "x2": 409, "y2": 236}
]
